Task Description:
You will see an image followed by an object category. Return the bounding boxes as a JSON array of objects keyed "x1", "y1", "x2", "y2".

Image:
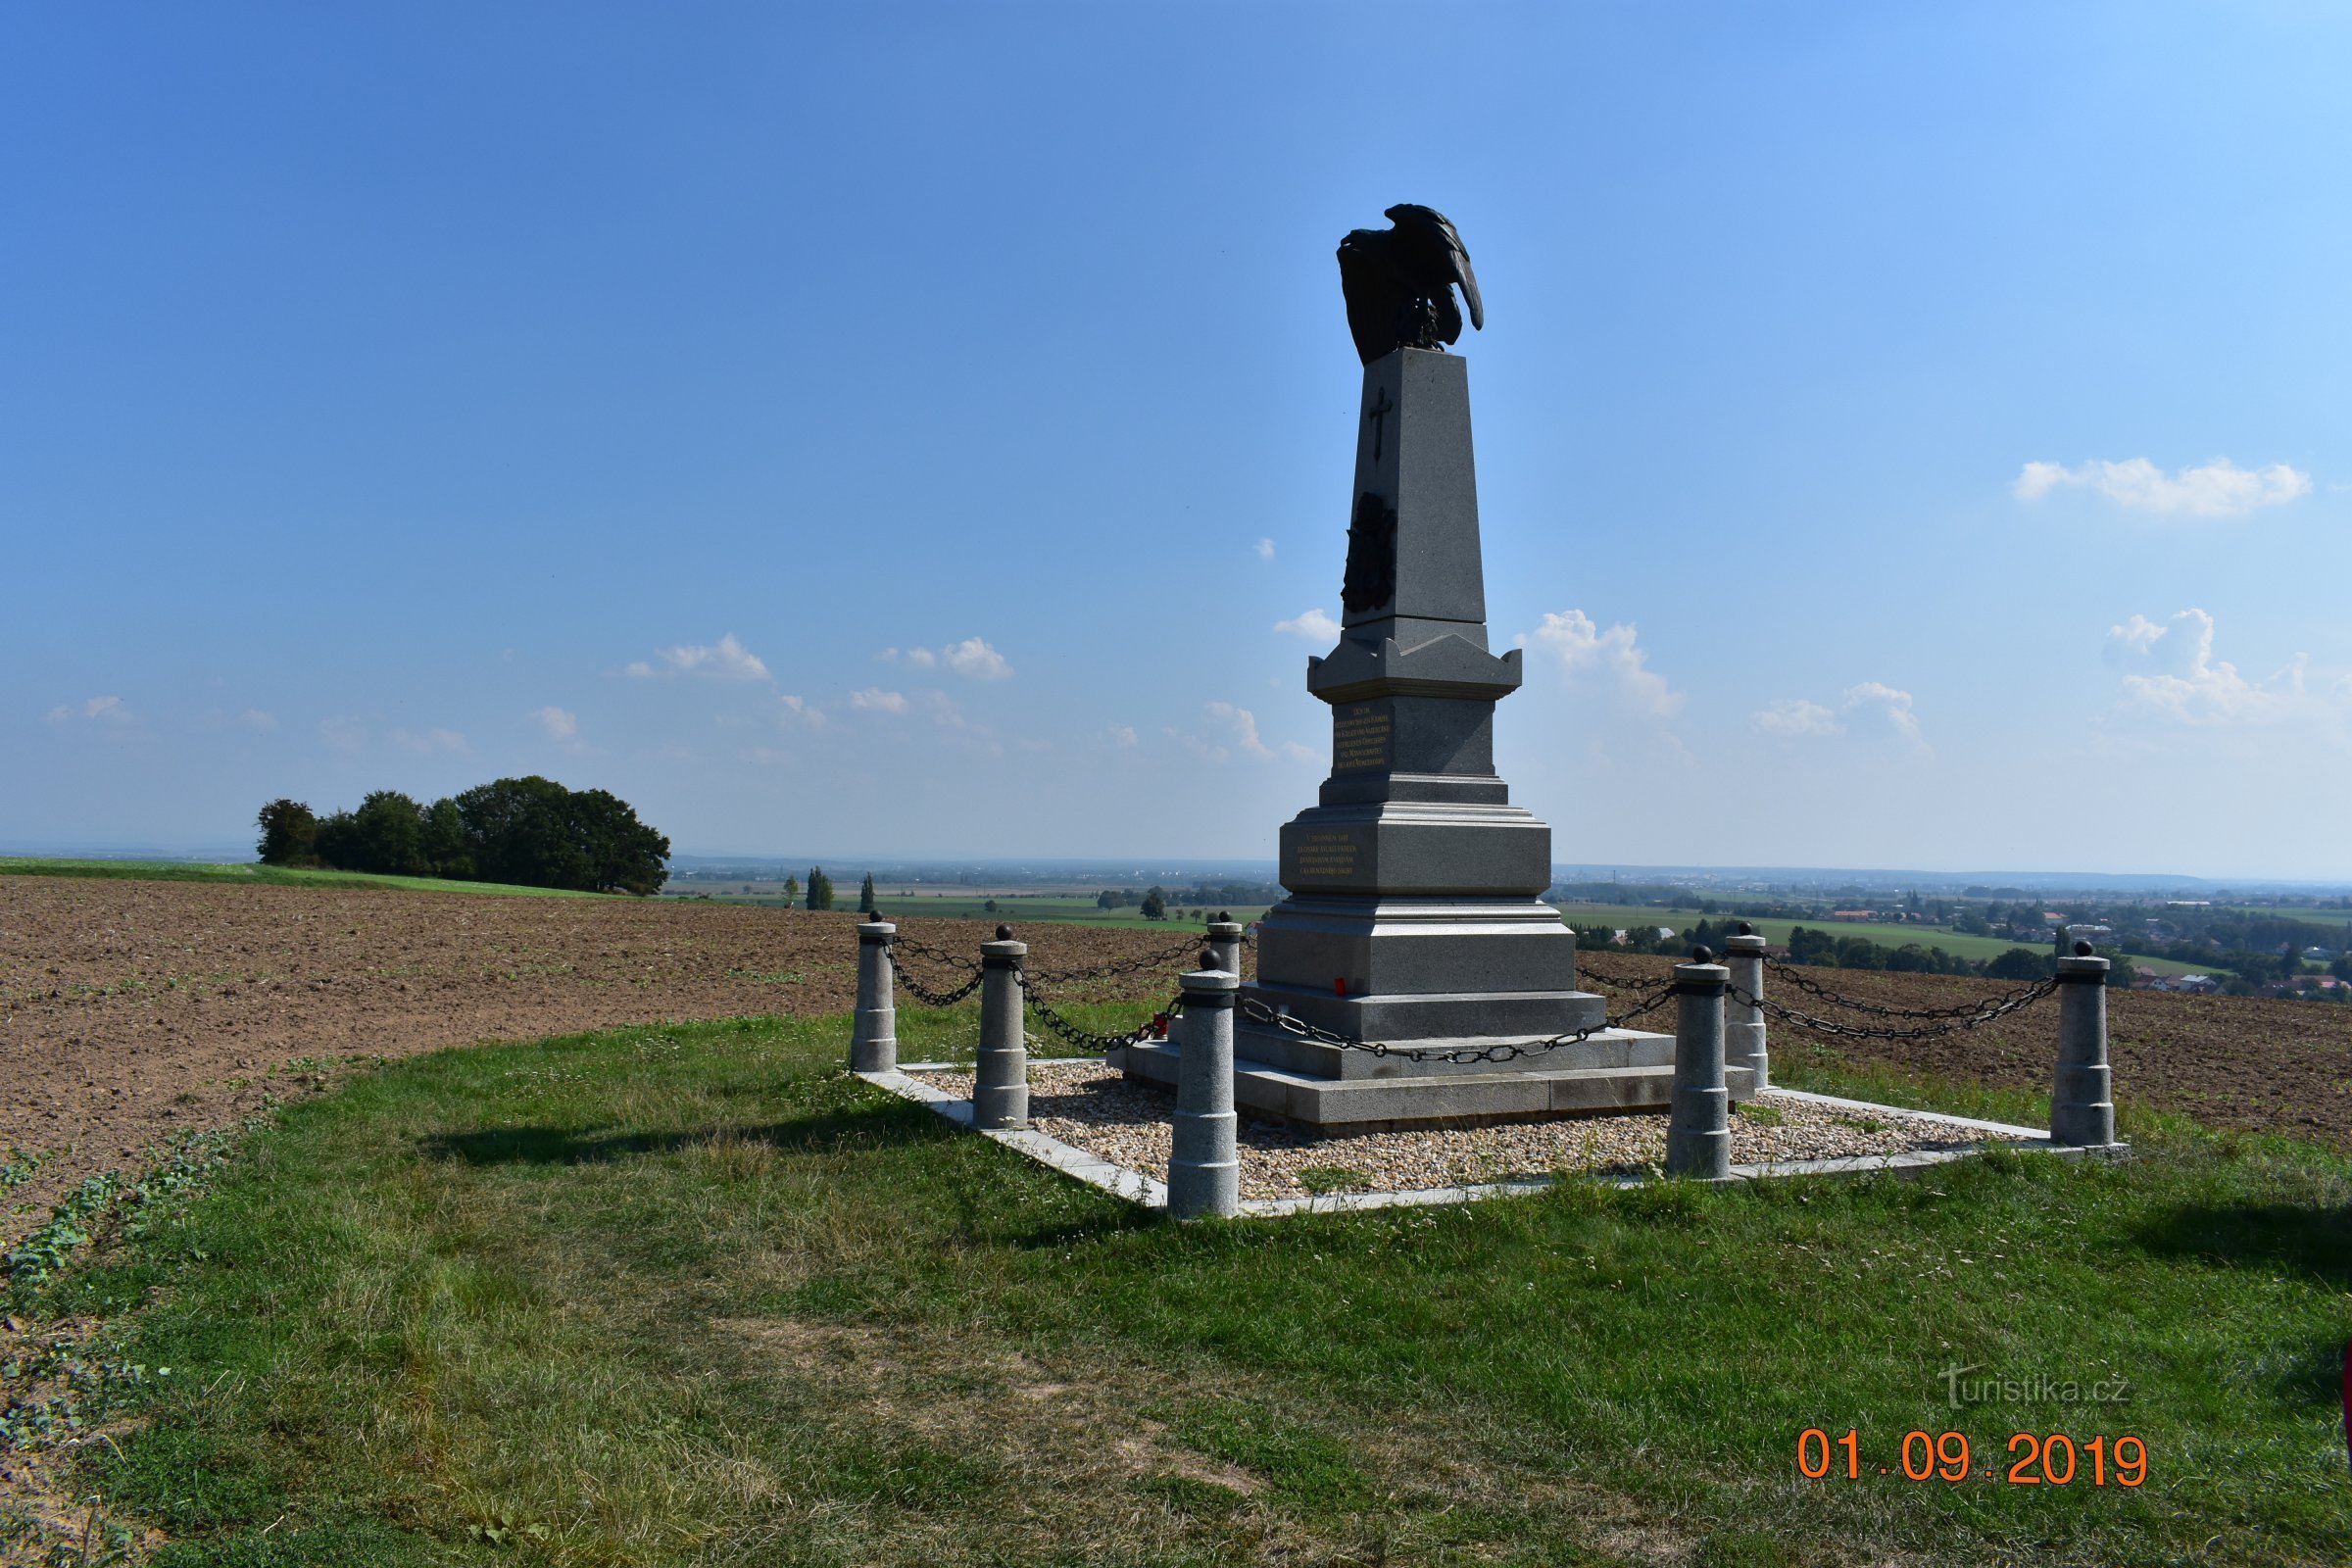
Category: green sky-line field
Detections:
[
  {"x1": 0, "y1": 858, "x2": 605, "y2": 899},
  {"x1": 13, "y1": 1012, "x2": 2347, "y2": 1567}
]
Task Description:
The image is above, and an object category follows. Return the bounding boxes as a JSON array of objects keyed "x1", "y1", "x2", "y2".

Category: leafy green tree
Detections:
[
  {"x1": 1140, "y1": 887, "x2": 1168, "y2": 921},
  {"x1": 1097, "y1": 890, "x2": 1120, "y2": 909},
  {"x1": 255, "y1": 799, "x2": 318, "y2": 866},
  {"x1": 346, "y1": 791, "x2": 429, "y2": 876},
  {"x1": 784, "y1": 875, "x2": 800, "y2": 903},
  {"x1": 422, "y1": 798, "x2": 470, "y2": 879},
  {"x1": 806, "y1": 867, "x2": 834, "y2": 910},
  {"x1": 858, "y1": 873, "x2": 878, "y2": 915},
  {"x1": 1984, "y1": 947, "x2": 2053, "y2": 980}
]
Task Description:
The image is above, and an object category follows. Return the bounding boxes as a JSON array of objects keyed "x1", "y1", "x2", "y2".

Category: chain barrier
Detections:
[
  {"x1": 1012, "y1": 967, "x2": 1182, "y2": 1052},
  {"x1": 889, "y1": 960, "x2": 983, "y2": 1008},
  {"x1": 1758, "y1": 956, "x2": 2055, "y2": 1021},
  {"x1": 887, "y1": 934, "x2": 981, "y2": 975},
  {"x1": 1231, "y1": 979, "x2": 1681, "y2": 1066},
  {"x1": 1019, "y1": 930, "x2": 1209, "y2": 986},
  {"x1": 1729, "y1": 977, "x2": 2057, "y2": 1043}
]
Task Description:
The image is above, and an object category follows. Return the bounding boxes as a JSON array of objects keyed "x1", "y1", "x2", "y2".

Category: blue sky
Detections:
[{"x1": 7, "y1": 3, "x2": 2350, "y2": 878}]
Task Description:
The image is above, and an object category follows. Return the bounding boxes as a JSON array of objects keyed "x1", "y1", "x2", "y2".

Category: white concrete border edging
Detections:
[{"x1": 856, "y1": 1071, "x2": 2128, "y2": 1219}]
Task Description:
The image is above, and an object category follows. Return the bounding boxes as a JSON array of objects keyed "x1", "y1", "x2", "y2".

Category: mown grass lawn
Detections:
[{"x1": 16, "y1": 1007, "x2": 2350, "y2": 1566}]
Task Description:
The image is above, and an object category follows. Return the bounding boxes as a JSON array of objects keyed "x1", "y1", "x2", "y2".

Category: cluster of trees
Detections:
[
  {"x1": 794, "y1": 867, "x2": 879, "y2": 914},
  {"x1": 258, "y1": 777, "x2": 670, "y2": 895}
]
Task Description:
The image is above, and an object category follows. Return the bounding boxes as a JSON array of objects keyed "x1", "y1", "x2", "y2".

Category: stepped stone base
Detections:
[{"x1": 1111, "y1": 1027, "x2": 1758, "y2": 1131}]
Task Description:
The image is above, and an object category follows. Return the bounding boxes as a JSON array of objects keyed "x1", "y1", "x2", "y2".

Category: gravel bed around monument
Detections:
[{"x1": 911, "y1": 1059, "x2": 2028, "y2": 1199}]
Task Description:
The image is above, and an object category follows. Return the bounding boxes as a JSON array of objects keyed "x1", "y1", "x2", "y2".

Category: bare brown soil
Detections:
[
  {"x1": 6, "y1": 876, "x2": 2348, "y2": 1248},
  {"x1": 1578, "y1": 952, "x2": 2352, "y2": 1152},
  {"x1": 0, "y1": 875, "x2": 1185, "y2": 1243}
]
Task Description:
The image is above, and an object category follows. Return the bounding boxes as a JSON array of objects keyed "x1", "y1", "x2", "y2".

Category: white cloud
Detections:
[
  {"x1": 629, "y1": 632, "x2": 770, "y2": 681},
  {"x1": 1202, "y1": 702, "x2": 1314, "y2": 762},
  {"x1": 850, "y1": 687, "x2": 909, "y2": 714},
  {"x1": 1752, "y1": 698, "x2": 1839, "y2": 737},
  {"x1": 45, "y1": 695, "x2": 131, "y2": 724},
  {"x1": 1842, "y1": 681, "x2": 1923, "y2": 744},
  {"x1": 240, "y1": 709, "x2": 278, "y2": 732},
  {"x1": 880, "y1": 637, "x2": 1010, "y2": 679},
  {"x1": 777, "y1": 694, "x2": 824, "y2": 726},
  {"x1": 391, "y1": 727, "x2": 467, "y2": 755},
  {"x1": 941, "y1": 636, "x2": 1012, "y2": 680},
  {"x1": 1109, "y1": 724, "x2": 1138, "y2": 748},
  {"x1": 2014, "y1": 457, "x2": 2311, "y2": 517},
  {"x1": 2107, "y1": 608, "x2": 2308, "y2": 725},
  {"x1": 318, "y1": 716, "x2": 366, "y2": 755},
  {"x1": 532, "y1": 706, "x2": 578, "y2": 741},
  {"x1": 1520, "y1": 610, "x2": 1684, "y2": 718},
  {"x1": 1255, "y1": 537, "x2": 1276, "y2": 560},
  {"x1": 1274, "y1": 608, "x2": 1342, "y2": 640},
  {"x1": 1207, "y1": 701, "x2": 1272, "y2": 758}
]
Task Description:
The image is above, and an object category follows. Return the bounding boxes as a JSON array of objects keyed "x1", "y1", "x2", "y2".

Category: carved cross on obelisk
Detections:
[{"x1": 1364, "y1": 386, "x2": 1393, "y2": 461}]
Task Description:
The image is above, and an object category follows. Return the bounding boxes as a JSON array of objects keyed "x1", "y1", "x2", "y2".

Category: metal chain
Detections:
[
  {"x1": 1231, "y1": 980, "x2": 1680, "y2": 1066},
  {"x1": 890, "y1": 961, "x2": 983, "y2": 1007},
  {"x1": 1760, "y1": 956, "x2": 2056, "y2": 1020},
  {"x1": 1020, "y1": 930, "x2": 1210, "y2": 986},
  {"x1": 1013, "y1": 966, "x2": 1180, "y2": 1052},
  {"x1": 888, "y1": 934, "x2": 981, "y2": 975},
  {"x1": 1729, "y1": 977, "x2": 2057, "y2": 1042}
]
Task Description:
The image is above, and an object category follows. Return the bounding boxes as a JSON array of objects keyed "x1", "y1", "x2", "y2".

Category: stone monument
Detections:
[{"x1": 1115, "y1": 205, "x2": 1756, "y2": 1128}]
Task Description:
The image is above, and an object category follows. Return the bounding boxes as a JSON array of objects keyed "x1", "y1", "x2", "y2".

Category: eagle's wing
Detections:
[
  {"x1": 1385, "y1": 203, "x2": 1483, "y2": 332},
  {"x1": 1337, "y1": 230, "x2": 1407, "y2": 366}
]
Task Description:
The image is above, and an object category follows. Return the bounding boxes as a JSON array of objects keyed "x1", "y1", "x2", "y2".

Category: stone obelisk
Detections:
[
  {"x1": 1243, "y1": 345, "x2": 1596, "y2": 1050},
  {"x1": 1113, "y1": 210, "x2": 1752, "y2": 1126}
]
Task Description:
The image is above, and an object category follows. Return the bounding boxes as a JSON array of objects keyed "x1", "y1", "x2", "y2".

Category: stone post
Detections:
[
  {"x1": 1206, "y1": 912, "x2": 1245, "y2": 978},
  {"x1": 851, "y1": 921, "x2": 898, "y2": 1073},
  {"x1": 1666, "y1": 950, "x2": 1732, "y2": 1180},
  {"x1": 1724, "y1": 924, "x2": 1768, "y2": 1091},
  {"x1": 974, "y1": 927, "x2": 1028, "y2": 1131},
  {"x1": 1169, "y1": 961, "x2": 1240, "y2": 1219},
  {"x1": 2052, "y1": 946, "x2": 2116, "y2": 1149}
]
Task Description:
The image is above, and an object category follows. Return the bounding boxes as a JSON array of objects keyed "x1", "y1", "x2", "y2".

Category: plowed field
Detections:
[
  {"x1": 1579, "y1": 953, "x2": 2352, "y2": 1152},
  {"x1": 6, "y1": 876, "x2": 2349, "y2": 1247},
  {"x1": 0, "y1": 875, "x2": 1195, "y2": 1243}
]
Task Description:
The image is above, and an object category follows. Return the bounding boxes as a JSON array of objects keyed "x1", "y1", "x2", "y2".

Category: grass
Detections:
[
  {"x1": 9, "y1": 1016, "x2": 2349, "y2": 1566},
  {"x1": 1555, "y1": 903, "x2": 2202, "y2": 977},
  {"x1": 0, "y1": 858, "x2": 604, "y2": 899}
]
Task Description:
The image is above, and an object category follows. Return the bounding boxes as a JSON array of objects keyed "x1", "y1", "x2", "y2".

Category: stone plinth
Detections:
[{"x1": 1115, "y1": 345, "x2": 1749, "y2": 1127}]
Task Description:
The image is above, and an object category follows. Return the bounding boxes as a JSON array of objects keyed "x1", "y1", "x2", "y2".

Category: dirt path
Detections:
[{"x1": 0, "y1": 876, "x2": 1180, "y2": 1243}]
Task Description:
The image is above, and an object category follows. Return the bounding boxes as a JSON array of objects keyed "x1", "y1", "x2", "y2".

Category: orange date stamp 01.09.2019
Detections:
[{"x1": 1796, "y1": 1428, "x2": 2147, "y2": 1487}]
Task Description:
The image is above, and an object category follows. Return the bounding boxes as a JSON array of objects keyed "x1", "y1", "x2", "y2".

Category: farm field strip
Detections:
[{"x1": 4, "y1": 872, "x2": 2349, "y2": 1252}]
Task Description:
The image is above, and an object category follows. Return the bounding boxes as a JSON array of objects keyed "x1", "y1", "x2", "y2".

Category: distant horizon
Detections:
[{"x1": 9, "y1": 840, "x2": 2351, "y2": 895}]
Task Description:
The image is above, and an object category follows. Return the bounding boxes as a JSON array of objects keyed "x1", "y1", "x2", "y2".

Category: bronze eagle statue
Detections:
[{"x1": 1336, "y1": 204, "x2": 1484, "y2": 366}]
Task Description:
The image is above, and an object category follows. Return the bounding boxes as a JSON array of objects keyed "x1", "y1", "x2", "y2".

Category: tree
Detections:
[
  {"x1": 347, "y1": 791, "x2": 429, "y2": 876},
  {"x1": 1984, "y1": 947, "x2": 2053, "y2": 980},
  {"x1": 858, "y1": 873, "x2": 878, "y2": 915},
  {"x1": 784, "y1": 875, "x2": 801, "y2": 903},
  {"x1": 1097, "y1": 890, "x2": 1121, "y2": 909},
  {"x1": 422, "y1": 798, "x2": 470, "y2": 879},
  {"x1": 806, "y1": 867, "x2": 834, "y2": 910},
  {"x1": 256, "y1": 799, "x2": 318, "y2": 866},
  {"x1": 1140, "y1": 887, "x2": 1168, "y2": 921}
]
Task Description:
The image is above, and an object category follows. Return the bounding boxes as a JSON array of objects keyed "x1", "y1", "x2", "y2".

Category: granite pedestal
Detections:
[{"x1": 1115, "y1": 347, "x2": 1754, "y2": 1127}]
